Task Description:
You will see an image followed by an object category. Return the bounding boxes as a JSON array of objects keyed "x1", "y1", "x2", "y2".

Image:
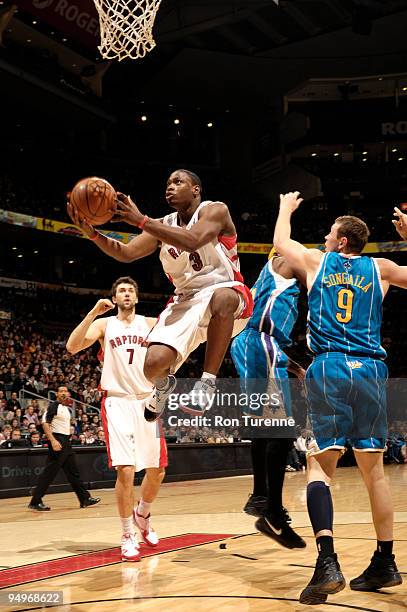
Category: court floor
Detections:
[{"x1": 0, "y1": 465, "x2": 406, "y2": 611}]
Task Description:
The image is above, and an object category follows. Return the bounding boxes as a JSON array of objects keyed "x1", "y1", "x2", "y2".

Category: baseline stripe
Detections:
[{"x1": 0, "y1": 534, "x2": 233, "y2": 588}]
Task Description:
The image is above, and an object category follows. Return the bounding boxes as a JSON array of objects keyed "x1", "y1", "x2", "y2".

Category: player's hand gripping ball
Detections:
[{"x1": 69, "y1": 177, "x2": 117, "y2": 226}]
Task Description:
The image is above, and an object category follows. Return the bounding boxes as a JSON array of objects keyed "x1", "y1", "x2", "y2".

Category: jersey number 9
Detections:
[{"x1": 336, "y1": 288, "x2": 354, "y2": 324}]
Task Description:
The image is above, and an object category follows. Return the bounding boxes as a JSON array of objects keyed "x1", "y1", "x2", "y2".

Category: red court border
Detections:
[{"x1": 0, "y1": 533, "x2": 234, "y2": 588}]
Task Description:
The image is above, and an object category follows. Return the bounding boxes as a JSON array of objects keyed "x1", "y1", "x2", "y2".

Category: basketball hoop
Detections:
[{"x1": 93, "y1": 0, "x2": 162, "y2": 61}]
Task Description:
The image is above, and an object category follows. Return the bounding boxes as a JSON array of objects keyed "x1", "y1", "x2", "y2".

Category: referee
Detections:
[{"x1": 28, "y1": 386, "x2": 100, "y2": 511}]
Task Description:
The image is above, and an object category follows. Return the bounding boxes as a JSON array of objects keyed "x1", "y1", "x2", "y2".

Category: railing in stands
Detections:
[{"x1": 18, "y1": 389, "x2": 100, "y2": 418}]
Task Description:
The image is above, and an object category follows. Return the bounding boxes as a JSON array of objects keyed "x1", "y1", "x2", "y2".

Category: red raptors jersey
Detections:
[
  {"x1": 159, "y1": 201, "x2": 245, "y2": 295},
  {"x1": 101, "y1": 316, "x2": 153, "y2": 397}
]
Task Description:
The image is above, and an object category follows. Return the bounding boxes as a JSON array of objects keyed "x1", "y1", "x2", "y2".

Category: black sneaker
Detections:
[
  {"x1": 255, "y1": 511, "x2": 306, "y2": 549},
  {"x1": 299, "y1": 554, "x2": 346, "y2": 605},
  {"x1": 282, "y1": 506, "x2": 292, "y2": 524},
  {"x1": 243, "y1": 494, "x2": 267, "y2": 517},
  {"x1": 243, "y1": 496, "x2": 292, "y2": 523},
  {"x1": 350, "y1": 552, "x2": 402, "y2": 591}
]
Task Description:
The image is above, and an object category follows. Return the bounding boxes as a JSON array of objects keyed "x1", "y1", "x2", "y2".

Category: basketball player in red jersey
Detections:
[
  {"x1": 68, "y1": 170, "x2": 253, "y2": 420},
  {"x1": 66, "y1": 277, "x2": 166, "y2": 562}
]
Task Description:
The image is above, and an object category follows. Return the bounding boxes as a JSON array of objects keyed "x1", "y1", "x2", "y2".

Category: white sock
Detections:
[
  {"x1": 137, "y1": 499, "x2": 151, "y2": 518},
  {"x1": 202, "y1": 371, "x2": 216, "y2": 383},
  {"x1": 121, "y1": 516, "x2": 135, "y2": 536}
]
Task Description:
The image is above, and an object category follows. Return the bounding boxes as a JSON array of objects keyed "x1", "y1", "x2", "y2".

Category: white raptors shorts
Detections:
[
  {"x1": 101, "y1": 395, "x2": 167, "y2": 471},
  {"x1": 147, "y1": 281, "x2": 251, "y2": 371}
]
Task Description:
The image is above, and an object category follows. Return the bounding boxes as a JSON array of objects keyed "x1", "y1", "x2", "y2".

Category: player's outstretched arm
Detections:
[
  {"x1": 377, "y1": 258, "x2": 407, "y2": 290},
  {"x1": 273, "y1": 192, "x2": 322, "y2": 277},
  {"x1": 67, "y1": 201, "x2": 159, "y2": 262},
  {"x1": 66, "y1": 299, "x2": 113, "y2": 354},
  {"x1": 392, "y1": 207, "x2": 407, "y2": 240},
  {"x1": 114, "y1": 193, "x2": 228, "y2": 252}
]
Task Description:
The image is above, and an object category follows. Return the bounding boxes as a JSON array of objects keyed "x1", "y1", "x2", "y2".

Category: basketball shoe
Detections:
[
  {"x1": 121, "y1": 533, "x2": 141, "y2": 562},
  {"x1": 243, "y1": 495, "x2": 292, "y2": 523},
  {"x1": 243, "y1": 494, "x2": 268, "y2": 517},
  {"x1": 299, "y1": 554, "x2": 346, "y2": 604},
  {"x1": 134, "y1": 504, "x2": 159, "y2": 547},
  {"x1": 350, "y1": 552, "x2": 402, "y2": 591},
  {"x1": 144, "y1": 375, "x2": 177, "y2": 422},
  {"x1": 179, "y1": 378, "x2": 216, "y2": 416},
  {"x1": 255, "y1": 510, "x2": 305, "y2": 548}
]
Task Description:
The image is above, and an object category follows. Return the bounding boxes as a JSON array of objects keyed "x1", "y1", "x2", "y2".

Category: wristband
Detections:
[
  {"x1": 89, "y1": 232, "x2": 100, "y2": 241},
  {"x1": 138, "y1": 215, "x2": 149, "y2": 230}
]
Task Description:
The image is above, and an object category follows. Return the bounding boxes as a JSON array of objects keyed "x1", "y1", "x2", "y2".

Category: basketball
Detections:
[{"x1": 69, "y1": 177, "x2": 117, "y2": 226}]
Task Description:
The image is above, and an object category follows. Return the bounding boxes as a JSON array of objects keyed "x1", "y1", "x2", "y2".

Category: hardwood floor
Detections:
[{"x1": 0, "y1": 465, "x2": 406, "y2": 611}]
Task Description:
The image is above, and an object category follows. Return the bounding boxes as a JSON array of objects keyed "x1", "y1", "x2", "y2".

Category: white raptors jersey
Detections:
[
  {"x1": 160, "y1": 201, "x2": 244, "y2": 295},
  {"x1": 100, "y1": 316, "x2": 153, "y2": 397}
]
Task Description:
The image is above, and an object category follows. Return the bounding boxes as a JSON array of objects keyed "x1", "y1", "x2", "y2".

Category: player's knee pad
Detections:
[{"x1": 307, "y1": 480, "x2": 333, "y2": 534}]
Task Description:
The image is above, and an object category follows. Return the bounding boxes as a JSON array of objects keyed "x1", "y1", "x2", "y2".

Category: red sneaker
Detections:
[
  {"x1": 134, "y1": 505, "x2": 159, "y2": 547},
  {"x1": 121, "y1": 533, "x2": 141, "y2": 562}
]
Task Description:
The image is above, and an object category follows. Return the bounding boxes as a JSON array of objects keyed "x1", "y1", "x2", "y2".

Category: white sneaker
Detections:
[
  {"x1": 144, "y1": 375, "x2": 177, "y2": 422},
  {"x1": 134, "y1": 505, "x2": 159, "y2": 547},
  {"x1": 180, "y1": 379, "x2": 216, "y2": 416},
  {"x1": 121, "y1": 533, "x2": 141, "y2": 562}
]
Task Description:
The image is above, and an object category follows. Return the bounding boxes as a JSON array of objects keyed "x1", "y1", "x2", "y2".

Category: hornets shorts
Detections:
[
  {"x1": 230, "y1": 328, "x2": 292, "y2": 419},
  {"x1": 305, "y1": 352, "x2": 388, "y2": 455}
]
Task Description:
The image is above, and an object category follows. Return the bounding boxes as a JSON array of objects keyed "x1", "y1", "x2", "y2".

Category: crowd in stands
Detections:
[
  {"x1": 0, "y1": 315, "x2": 106, "y2": 448},
  {"x1": 0, "y1": 305, "x2": 406, "y2": 465},
  {"x1": 2, "y1": 156, "x2": 407, "y2": 244}
]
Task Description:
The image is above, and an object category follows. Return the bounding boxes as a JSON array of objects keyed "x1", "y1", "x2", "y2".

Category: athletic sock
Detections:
[
  {"x1": 121, "y1": 516, "x2": 135, "y2": 536},
  {"x1": 376, "y1": 540, "x2": 393, "y2": 558},
  {"x1": 137, "y1": 499, "x2": 151, "y2": 518},
  {"x1": 307, "y1": 481, "x2": 334, "y2": 533},
  {"x1": 307, "y1": 480, "x2": 334, "y2": 555},
  {"x1": 316, "y1": 535, "x2": 335, "y2": 558},
  {"x1": 202, "y1": 371, "x2": 216, "y2": 382}
]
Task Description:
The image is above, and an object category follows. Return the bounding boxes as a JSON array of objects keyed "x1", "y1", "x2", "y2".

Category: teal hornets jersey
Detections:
[
  {"x1": 308, "y1": 252, "x2": 386, "y2": 358},
  {"x1": 247, "y1": 258, "x2": 300, "y2": 347}
]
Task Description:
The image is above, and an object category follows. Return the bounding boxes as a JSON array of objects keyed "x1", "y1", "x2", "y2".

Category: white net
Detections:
[{"x1": 93, "y1": 0, "x2": 162, "y2": 61}]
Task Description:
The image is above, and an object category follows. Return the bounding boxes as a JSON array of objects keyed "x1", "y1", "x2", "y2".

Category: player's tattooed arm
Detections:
[
  {"x1": 114, "y1": 193, "x2": 229, "y2": 252},
  {"x1": 67, "y1": 199, "x2": 159, "y2": 262},
  {"x1": 172, "y1": 203, "x2": 230, "y2": 251}
]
